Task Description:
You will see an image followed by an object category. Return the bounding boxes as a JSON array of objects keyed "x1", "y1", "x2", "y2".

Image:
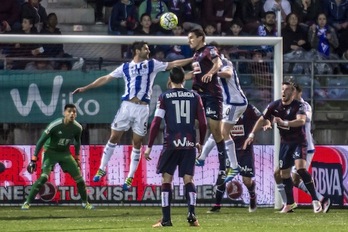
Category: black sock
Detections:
[
  {"x1": 161, "y1": 183, "x2": 172, "y2": 222},
  {"x1": 185, "y1": 182, "x2": 196, "y2": 215},
  {"x1": 247, "y1": 181, "x2": 256, "y2": 198},
  {"x1": 215, "y1": 184, "x2": 226, "y2": 205},
  {"x1": 216, "y1": 140, "x2": 226, "y2": 170},
  {"x1": 283, "y1": 178, "x2": 294, "y2": 205},
  {"x1": 297, "y1": 168, "x2": 318, "y2": 201}
]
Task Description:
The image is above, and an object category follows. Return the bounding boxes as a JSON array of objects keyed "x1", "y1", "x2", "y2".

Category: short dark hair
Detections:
[
  {"x1": 264, "y1": 11, "x2": 276, "y2": 18},
  {"x1": 169, "y1": 67, "x2": 185, "y2": 84},
  {"x1": 293, "y1": 83, "x2": 303, "y2": 93},
  {"x1": 189, "y1": 28, "x2": 206, "y2": 42},
  {"x1": 282, "y1": 81, "x2": 295, "y2": 91},
  {"x1": 131, "y1": 41, "x2": 148, "y2": 56},
  {"x1": 64, "y1": 104, "x2": 76, "y2": 110}
]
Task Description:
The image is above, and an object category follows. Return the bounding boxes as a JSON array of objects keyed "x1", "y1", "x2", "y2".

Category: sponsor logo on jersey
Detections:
[{"x1": 173, "y1": 137, "x2": 195, "y2": 147}]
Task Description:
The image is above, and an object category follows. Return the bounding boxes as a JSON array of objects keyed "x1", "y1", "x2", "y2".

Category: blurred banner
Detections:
[
  {"x1": 0, "y1": 145, "x2": 346, "y2": 206},
  {"x1": 0, "y1": 70, "x2": 170, "y2": 123}
]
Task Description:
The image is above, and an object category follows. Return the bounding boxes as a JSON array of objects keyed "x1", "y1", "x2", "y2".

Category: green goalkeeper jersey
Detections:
[{"x1": 33, "y1": 118, "x2": 83, "y2": 157}]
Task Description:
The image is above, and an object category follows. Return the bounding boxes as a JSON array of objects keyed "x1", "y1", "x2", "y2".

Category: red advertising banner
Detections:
[{"x1": 0, "y1": 145, "x2": 346, "y2": 206}]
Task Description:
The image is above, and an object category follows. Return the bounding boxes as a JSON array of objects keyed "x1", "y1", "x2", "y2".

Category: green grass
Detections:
[{"x1": 1, "y1": 206, "x2": 347, "y2": 232}]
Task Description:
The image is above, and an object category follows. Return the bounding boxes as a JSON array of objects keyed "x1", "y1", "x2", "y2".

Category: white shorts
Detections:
[
  {"x1": 111, "y1": 101, "x2": 149, "y2": 136},
  {"x1": 222, "y1": 103, "x2": 247, "y2": 125}
]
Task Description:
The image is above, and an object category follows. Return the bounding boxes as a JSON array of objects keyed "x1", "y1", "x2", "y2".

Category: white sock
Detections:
[
  {"x1": 200, "y1": 135, "x2": 215, "y2": 160},
  {"x1": 298, "y1": 181, "x2": 324, "y2": 201},
  {"x1": 277, "y1": 183, "x2": 287, "y2": 205},
  {"x1": 225, "y1": 139, "x2": 238, "y2": 169},
  {"x1": 127, "y1": 148, "x2": 141, "y2": 178},
  {"x1": 99, "y1": 141, "x2": 117, "y2": 170}
]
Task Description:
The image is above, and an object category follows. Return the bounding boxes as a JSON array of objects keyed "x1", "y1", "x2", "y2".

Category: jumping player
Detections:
[
  {"x1": 72, "y1": 41, "x2": 192, "y2": 190},
  {"x1": 186, "y1": 29, "x2": 227, "y2": 186}
]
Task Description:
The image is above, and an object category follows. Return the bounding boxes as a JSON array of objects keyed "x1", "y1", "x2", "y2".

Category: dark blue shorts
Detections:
[
  {"x1": 279, "y1": 142, "x2": 307, "y2": 170},
  {"x1": 200, "y1": 94, "x2": 222, "y2": 120},
  {"x1": 236, "y1": 149, "x2": 255, "y2": 178},
  {"x1": 156, "y1": 149, "x2": 196, "y2": 177}
]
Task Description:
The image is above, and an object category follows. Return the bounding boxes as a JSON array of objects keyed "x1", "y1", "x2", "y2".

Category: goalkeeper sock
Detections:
[
  {"x1": 27, "y1": 174, "x2": 48, "y2": 203},
  {"x1": 185, "y1": 182, "x2": 196, "y2": 215},
  {"x1": 161, "y1": 183, "x2": 172, "y2": 222},
  {"x1": 99, "y1": 141, "x2": 117, "y2": 170},
  {"x1": 127, "y1": 148, "x2": 141, "y2": 178},
  {"x1": 76, "y1": 177, "x2": 88, "y2": 203},
  {"x1": 200, "y1": 135, "x2": 215, "y2": 160}
]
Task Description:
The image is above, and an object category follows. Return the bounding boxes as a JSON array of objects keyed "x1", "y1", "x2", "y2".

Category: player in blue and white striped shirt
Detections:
[{"x1": 73, "y1": 41, "x2": 192, "y2": 190}]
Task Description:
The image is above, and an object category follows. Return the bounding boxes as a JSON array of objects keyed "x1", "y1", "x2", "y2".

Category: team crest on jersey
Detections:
[
  {"x1": 286, "y1": 108, "x2": 291, "y2": 115},
  {"x1": 142, "y1": 64, "x2": 147, "y2": 69}
]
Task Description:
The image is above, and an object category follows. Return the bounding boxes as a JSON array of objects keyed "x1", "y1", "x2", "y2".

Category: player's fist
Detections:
[{"x1": 27, "y1": 160, "x2": 37, "y2": 174}]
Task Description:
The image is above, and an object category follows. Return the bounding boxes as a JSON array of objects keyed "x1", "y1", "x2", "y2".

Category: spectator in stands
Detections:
[
  {"x1": 255, "y1": 11, "x2": 277, "y2": 58},
  {"x1": 291, "y1": 0, "x2": 322, "y2": 28},
  {"x1": 153, "y1": 47, "x2": 166, "y2": 61},
  {"x1": 5, "y1": 17, "x2": 44, "y2": 69},
  {"x1": 134, "y1": 13, "x2": 157, "y2": 56},
  {"x1": 323, "y1": 0, "x2": 348, "y2": 33},
  {"x1": 308, "y1": 12, "x2": 339, "y2": 59},
  {"x1": 263, "y1": 0, "x2": 291, "y2": 23},
  {"x1": 108, "y1": 0, "x2": 138, "y2": 35},
  {"x1": 94, "y1": 0, "x2": 119, "y2": 25},
  {"x1": 201, "y1": 0, "x2": 234, "y2": 34},
  {"x1": 0, "y1": 0, "x2": 21, "y2": 32},
  {"x1": 239, "y1": 0, "x2": 265, "y2": 35},
  {"x1": 167, "y1": 0, "x2": 202, "y2": 32},
  {"x1": 338, "y1": 28, "x2": 348, "y2": 73},
  {"x1": 21, "y1": 0, "x2": 48, "y2": 32},
  {"x1": 138, "y1": 0, "x2": 169, "y2": 33},
  {"x1": 282, "y1": 12, "x2": 311, "y2": 54},
  {"x1": 204, "y1": 23, "x2": 219, "y2": 36},
  {"x1": 25, "y1": 54, "x2": 54, "y2": 71},
  {"x1": 166, "y1": 24, "x2": 192, "y2": 61},
  {"x1": 224, "y1": 19, "x2": 251, "y2": 59},
  {"x1": 40, "y1": 13, "x2": 64, "y2": 58}
]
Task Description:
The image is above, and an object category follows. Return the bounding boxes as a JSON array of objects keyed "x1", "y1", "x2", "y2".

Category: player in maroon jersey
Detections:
[
  {"x1": 145, "y1": 67, "x2": 207, "y2": 227},
  {"x1": 186, "y1": 28, "x2": 227, "y2": 186},
  {"x1": 244, "y1": 82, "x2": 323, "y2": 213}
]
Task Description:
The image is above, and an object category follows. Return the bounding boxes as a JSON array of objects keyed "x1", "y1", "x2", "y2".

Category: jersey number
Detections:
[{"x1": 172, "y1": 100, "x2": 191, "y2": 124}]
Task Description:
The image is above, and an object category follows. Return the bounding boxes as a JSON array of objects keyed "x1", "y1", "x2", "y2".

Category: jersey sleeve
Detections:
[
  {"x1": 152, "y1": 59, "x2": 168, "y2": 73},
  {"x1": 108, "y1": 64, "x2": 125, "y2": 79},
  {"x1": 33, "y1": 126, "x2": 51, "y2": 157},
  {"x1": 74, "y1": 126, "x2": 82, "y2": 156}
]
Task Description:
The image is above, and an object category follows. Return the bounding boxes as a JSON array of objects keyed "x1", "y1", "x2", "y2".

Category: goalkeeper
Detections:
[{"x1": 21, "y1": 104, "x2": 94, "y2": 210}]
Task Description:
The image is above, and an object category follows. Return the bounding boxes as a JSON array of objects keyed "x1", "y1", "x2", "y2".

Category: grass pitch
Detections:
[{"x1": 1, "y1": 206, "x2": 347, "y2": 232}]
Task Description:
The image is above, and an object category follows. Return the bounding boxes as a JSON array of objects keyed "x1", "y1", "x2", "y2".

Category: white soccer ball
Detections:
[{"x1": 160, "y1": 12, "x2": 179, "y2": 30}]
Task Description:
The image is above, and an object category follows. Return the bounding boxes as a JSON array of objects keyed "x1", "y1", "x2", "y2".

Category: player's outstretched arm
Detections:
[
  {"x1": 166, "y1": 57, "x2": 193, "y2": 70},
  {"x1": 72, "y1": 74, "x2": 114, "y2": 94},
  {"x1": 243, "y1": 116, "x2": 267, "y2": 149}
]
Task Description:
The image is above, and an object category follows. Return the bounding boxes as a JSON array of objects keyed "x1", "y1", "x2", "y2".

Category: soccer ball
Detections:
[
  {"x1": 160, "y1": 12, "x2": 178, "y2": 30},
  {"x1": 226, "y1": 180, "x2": 243, "y2": 199}
]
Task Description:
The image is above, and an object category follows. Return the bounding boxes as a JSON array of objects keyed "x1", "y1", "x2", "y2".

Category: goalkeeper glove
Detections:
[{"x1": 27, "y1": 156, "x2": 38, "y2": 174}]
